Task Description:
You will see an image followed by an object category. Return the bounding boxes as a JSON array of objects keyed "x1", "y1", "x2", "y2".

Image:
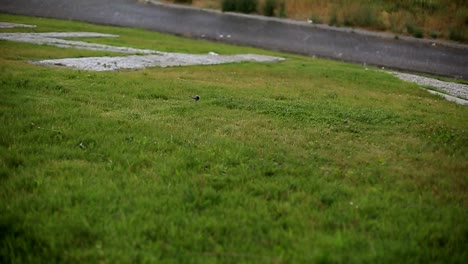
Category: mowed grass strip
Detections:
[{"x1": 0, "y1": 14, "x2": 467, "y2": 263}]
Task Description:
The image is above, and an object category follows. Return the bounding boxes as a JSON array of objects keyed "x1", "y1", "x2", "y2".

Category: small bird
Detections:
[{"x1": 190, "y1": 95, "x2": 200, "y2": 101}]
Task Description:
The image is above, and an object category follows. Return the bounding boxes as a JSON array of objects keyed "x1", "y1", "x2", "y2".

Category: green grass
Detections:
[{"x1": 1, "y1": 14, "x2": 467, "y2": 263}]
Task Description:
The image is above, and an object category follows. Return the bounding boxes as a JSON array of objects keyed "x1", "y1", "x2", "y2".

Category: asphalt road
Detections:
[{"x1": 1, "y1": 0, "x2": 467, "y2": 79}]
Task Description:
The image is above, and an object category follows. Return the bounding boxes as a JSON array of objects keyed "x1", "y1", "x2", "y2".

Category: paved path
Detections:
[{"x1": 1, "y1": 0, "x2": 467, "y2": 79}]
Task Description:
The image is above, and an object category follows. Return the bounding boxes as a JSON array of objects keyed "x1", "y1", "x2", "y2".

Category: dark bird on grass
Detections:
[{"x1": 190, "y1": 95, "x2": 200, "y2": 101}]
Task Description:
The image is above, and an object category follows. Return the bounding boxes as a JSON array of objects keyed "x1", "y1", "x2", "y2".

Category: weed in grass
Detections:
[
  {"x1": 309, "y1": 14, "x2": 323, "y2": 24},
  {"x1": 263, "y1": 0, "x2": 277, "y2": 17},
  {"x1": 278, "y1": 1, "x2": 286, "y2": 18},
  {"x1": 343, "y1": 17, "x2": 353, "y2": 27},
  {"x1": 343, "y1": 5, "x2": 381, "y2": 29},
  {"x1": 221, "y1": 0, "x2": 257, "y2": 13},
  {"x1": 406, "y1": 23, "x2": 424, "y2": 38},
  {"x1": 430, "y1": 31, "x2": 440, "y2": 39},
  {"x1": 329, "y1": 12, "x2": 339, "y2": 26},
  {"x1": 449, "y1": 27, "x2": 466, "y2": 42}
]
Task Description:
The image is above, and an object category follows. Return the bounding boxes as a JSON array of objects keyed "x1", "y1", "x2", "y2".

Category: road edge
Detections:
[{"x1": 141, "y1": 0, "x2": 468, "y2": 51}]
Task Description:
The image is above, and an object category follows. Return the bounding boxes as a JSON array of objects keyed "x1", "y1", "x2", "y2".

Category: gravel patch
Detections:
[
  {"x1": 390, "y1": 71, "x2": 468, "y2": 104},
  {"x1": 32, "y1": 53, "x2": 284, "y2": 71},
  {"x1": 1, "y1": 30, "x2": 284, "y2": 70},
  {"x1": 0, "y1": 22, "x2": 36, "y2": 28},
  {"x1": 0, "y1": 32, "x2": 158, "y2": 54},
  {"x1": 425, "y1": 90, "x2": 468, "y2": 106}
]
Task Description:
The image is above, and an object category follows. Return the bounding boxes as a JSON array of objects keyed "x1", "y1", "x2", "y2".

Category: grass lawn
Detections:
[{"x1": 1, "y1": 14, "x2": 467, "y2": 263}]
